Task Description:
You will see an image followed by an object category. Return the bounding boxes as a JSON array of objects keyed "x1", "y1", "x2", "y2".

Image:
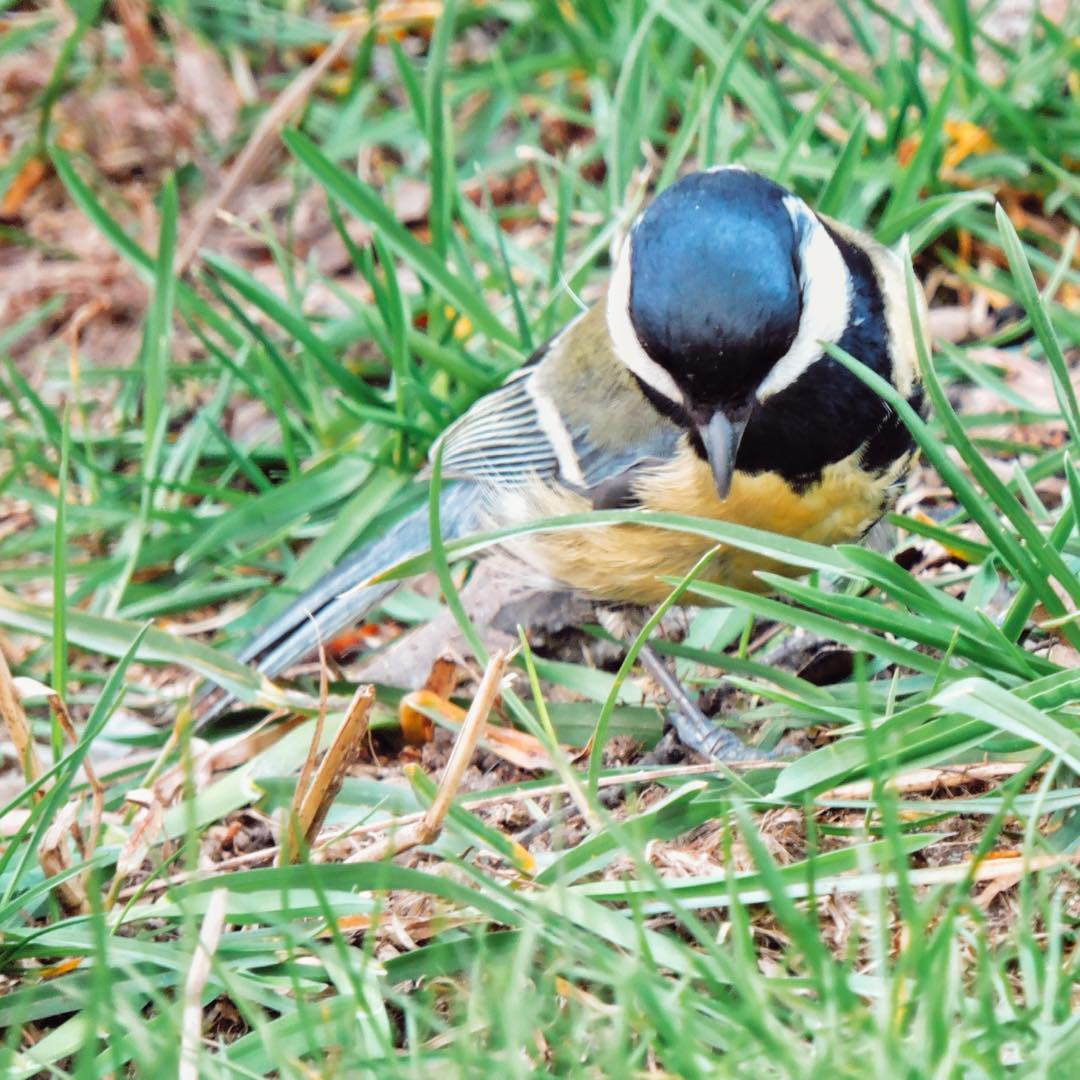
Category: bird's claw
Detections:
[{"x1": 667, "y1": 706, "x2": 775, "y2": 764}]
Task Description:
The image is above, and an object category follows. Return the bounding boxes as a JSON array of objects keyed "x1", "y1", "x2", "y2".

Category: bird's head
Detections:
[{"x1": 606, "y1": 167, "x2": 863, "y2": 498}]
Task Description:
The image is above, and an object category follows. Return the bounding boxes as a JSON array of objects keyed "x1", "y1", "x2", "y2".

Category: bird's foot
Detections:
[
  {"x1": 638, "y1": 644, "x2": 773, "y2": 764},
  {"x1": 666, "y1": 701, "x2": 772, "y2": 763}
]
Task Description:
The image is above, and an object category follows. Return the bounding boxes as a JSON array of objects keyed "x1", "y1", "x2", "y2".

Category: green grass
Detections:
[{"x1": 1, "y1": 0, "x2": 1079, "y2": 1075}]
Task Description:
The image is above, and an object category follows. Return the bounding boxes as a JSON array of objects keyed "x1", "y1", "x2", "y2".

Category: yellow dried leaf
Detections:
[
  {"x1": 399, "y1": 688, "x2": 465, "y2": 745},
  {"x1": 943, "y1": 119, "x2": 996, "y2": 171}
]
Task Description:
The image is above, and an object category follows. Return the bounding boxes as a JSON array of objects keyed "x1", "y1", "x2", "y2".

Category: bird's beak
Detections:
[{"x1": 699, "y1": 408, "x2": 750, "y2": 500}]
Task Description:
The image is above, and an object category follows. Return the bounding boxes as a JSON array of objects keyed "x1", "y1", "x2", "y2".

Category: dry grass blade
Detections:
[
  {"x1": 280, "y1": 684, "x2": 375, "y2": 865},
  {"x1": 107, "y1": 787, "x2": 167, "y2": 909},
  {"x1": 419, "y1": 650, "x2": 507, "y2": 837},
  {"x1": 0, "y1": 648, "x2": 45, "y2": 795},
  {"x1": 38, "y1": 799, "x2": 89, "y2": 916},
  {"x1": 825, "y1": 761, "x2": 1033, "y2": 800},
  {"x1": 936, "y1": 852, "x2": 1079, "y2": 886},
  {"x1": 49, "y1": 692, "x2": 104, "y2": 858},
  {"x1": 179, "y1": 887, "x2": 229, "y2": 1080},
  {"x1": 295, "y1": 637, "x2": 331, "y2": 805},
  {"x1": 348, "y1": 649, "x2": 507, "y2": 863},
  {"x1": 806, "y1": 854, "x2": 1080, "y2": 898},
  {"x1": 205, "y1": 712, "x2": 308, "y2": 772}
]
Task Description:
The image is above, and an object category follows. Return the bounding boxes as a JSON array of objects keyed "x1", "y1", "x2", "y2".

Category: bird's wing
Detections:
[
  {"x1": 434, "y1": 320, "x2": 684, "y2": 497},
  {"x1": 434, "y1": 370, "x2": 561, "y2": 482}
]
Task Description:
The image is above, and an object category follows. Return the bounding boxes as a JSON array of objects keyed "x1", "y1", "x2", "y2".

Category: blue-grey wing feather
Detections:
[
  {"x1": 436, "y1": 373, "x2": 559, "y2": 482},
  {"x1": 206, "y1": 304, "x2": 686, "y2": 726},
  {"x1": 436, "y1": 369, "x2": 683, "y2": 495}
]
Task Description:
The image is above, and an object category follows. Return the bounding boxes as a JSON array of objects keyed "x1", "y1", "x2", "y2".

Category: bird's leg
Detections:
[
  {"x1": 597, "y1": 606, "x2": 770, "y2": 764},
  {"x1": 513, "y1": 635, "x2": 769, "y2": 848},
  {"x1": 636, "y1": 644, "x2": 771, "y2": 763}
]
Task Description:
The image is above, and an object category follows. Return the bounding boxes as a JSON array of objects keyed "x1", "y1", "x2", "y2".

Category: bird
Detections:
[{"x1": 203, "y1": 167, "x2": 929, "y2": 758}]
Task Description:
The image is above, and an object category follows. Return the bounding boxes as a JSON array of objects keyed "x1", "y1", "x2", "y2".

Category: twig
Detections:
[
  {"x1": 893, "y1": 852, "x2": 1079, "y2": 889},
  {"x1": 346, "y1": 650, "x2": 506, "y2": 864},
  {"x1": 823, "y1": 761, "x2": 1033, "y2": 801}
]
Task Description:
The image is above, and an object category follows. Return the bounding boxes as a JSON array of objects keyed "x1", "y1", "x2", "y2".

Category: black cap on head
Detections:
[{"x1": 628, "y1": 169, "x2": 804, "y2": 412}]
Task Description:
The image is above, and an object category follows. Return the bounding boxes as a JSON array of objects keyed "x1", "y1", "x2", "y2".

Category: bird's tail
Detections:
[{"x1": 199, "y1": 482, "x2": 482, "y2": 724}]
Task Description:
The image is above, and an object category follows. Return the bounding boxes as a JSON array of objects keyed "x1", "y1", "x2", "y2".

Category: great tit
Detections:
[{"x1": 209, "y1": 167, "x2": 929, "y2": 745}]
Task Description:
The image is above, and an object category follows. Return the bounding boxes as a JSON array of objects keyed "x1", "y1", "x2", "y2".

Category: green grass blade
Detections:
[
  {"x1": 202, "y1": 251, "x2": 382, "y2": 407},
  {"x1": 284, "y1": 129, "x2": 517, "y2": 349},
  {"x1": 50, "y1": 408, "x2": 70, "y2": 759},
  {"x1": 994, "y1": 203, "x2": 1080, "y2": 444}
]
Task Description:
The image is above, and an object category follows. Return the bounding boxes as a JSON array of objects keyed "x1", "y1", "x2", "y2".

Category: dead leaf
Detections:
[
  {"x1": 0, "y1": 157, "x2": 47, "y2": 219},
  {"x1": 398, "y1": 682, "x2": 564, "y2": 770},
  {"x1": 0, "y1": 809, "x2": 31, "y2": 837},
  {"x1": 174, "y1": 29, "x2": 239, "y2": 145},
  {"x1": 480, "y1": 724, "x2": 559, "y2": 771},
  {"x1": 975, "y1": 874, "x2": 1023, "y2": 909},
  {"x1": 400, "y1": 656, "x2": 466, "y2": 745},
  {"x1": 38, "y1": 957, "x2": 85, "y2": 979},
  {"x1": 113, "y1": 788, "x2": 166, "y2": 889},
  {"x1": 926, "y1": 304, "x2": 994, "y2": 343},
  {"x1": 39, "y1": 800, "x2": 89, "y2": 915},
  {"x1": 115, "y1": 0, "x2": 160, "y2": 69},
  {"x1": 392, "y1": 177, "x2": 432, "y2": 223},
  {"x1": 1047, "y1": 641, "x2": 1080, "y2": 668},
  {"x1": 400, "y1": 687, "x2": 463, "y2": 745},
  {"x1": 942, "y1": 119, "x2": 996, "y2": 172}
]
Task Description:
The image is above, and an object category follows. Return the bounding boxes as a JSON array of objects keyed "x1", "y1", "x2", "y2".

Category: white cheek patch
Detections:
[
  {"x1": 755, "y1": 199, "x2": 851, "y2": 402},
  {"x1": 875, "y1": 239, "x2": 923, "y2": 398},
  {"x1": 605, "y1": 238, "x2": 684, "y2": 406}
]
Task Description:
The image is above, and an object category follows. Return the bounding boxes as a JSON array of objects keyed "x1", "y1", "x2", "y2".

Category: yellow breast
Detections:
[{"x1": 500, "y1": 444, "x2": 910, "y2": 604}]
